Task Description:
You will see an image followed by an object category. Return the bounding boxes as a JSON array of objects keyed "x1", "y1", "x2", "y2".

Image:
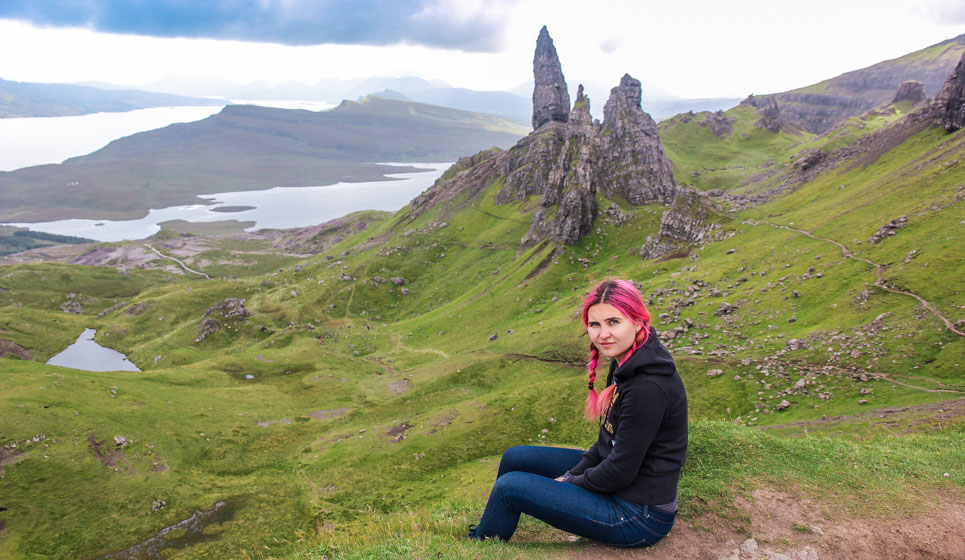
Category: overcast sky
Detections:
[{"x1": 0, "y1": 0, "x2": 963, "y2": 105}]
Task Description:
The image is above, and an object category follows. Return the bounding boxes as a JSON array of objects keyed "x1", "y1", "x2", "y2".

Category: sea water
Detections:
[{"x1": 2, "y1": 163, "x2": 450, "y2": 241}]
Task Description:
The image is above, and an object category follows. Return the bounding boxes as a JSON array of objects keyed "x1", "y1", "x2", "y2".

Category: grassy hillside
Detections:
[
  {"x1": 0, "y1": 97, "x2": 529, "y2": 222},
  {"x1": 0, "y1": 101, "x2": 962, "y2": 559}
]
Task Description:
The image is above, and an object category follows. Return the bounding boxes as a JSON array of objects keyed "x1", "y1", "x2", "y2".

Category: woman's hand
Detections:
[{"x1": 554, "y1": 476, "x2": 564, "y2": 482}]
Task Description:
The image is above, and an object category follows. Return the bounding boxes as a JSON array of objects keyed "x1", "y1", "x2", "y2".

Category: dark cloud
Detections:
[{"x1": 0, "y1": 0, "x2": 512, "y2": 51}]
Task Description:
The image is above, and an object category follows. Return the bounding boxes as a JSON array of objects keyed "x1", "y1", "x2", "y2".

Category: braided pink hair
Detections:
[{"x1": 581, "y1": 279, "x2": 651, "y2": 420}]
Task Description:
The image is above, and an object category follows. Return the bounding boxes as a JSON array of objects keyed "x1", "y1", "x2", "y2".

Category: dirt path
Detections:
[
  {"x1": 145, "y1": 244, "x2": 211, "y2": 279},
  {"x1": 758, "y1": 221, "x2": 964, "y2": 337}
]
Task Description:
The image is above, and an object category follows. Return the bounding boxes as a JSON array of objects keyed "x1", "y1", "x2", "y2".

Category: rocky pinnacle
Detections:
[{"x1": 532, "y1": 26, "x2": 570, "y2": 129}]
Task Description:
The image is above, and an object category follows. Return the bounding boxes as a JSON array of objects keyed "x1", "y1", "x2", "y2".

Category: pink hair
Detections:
[{"x1": 581, "y1": 279, "x2": 651, "y2": 420}]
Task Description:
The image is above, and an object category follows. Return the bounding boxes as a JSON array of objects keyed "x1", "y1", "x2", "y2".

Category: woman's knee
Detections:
[
  {"x1": 491, "y1": 471, "x2": 530, "y2": 501},
  {"x1": 497, "y1": 446, "x2": 531, "y2": 476}
]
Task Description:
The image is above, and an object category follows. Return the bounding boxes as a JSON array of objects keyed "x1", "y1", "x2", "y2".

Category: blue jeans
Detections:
[{"x1": 471, "y1": 445, "x2": 675, "y2": 546}]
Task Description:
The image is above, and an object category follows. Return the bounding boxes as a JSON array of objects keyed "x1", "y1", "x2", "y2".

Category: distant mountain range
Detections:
[
  {"x1": 0, "y1": 96, "x2": 529, "y2": 222},
  {"x1": 5, "y1": 33, "x2": 964, "y2": 125},
  {"x1": 0, "y1": 78, "x2": 223, "y2": 118}
]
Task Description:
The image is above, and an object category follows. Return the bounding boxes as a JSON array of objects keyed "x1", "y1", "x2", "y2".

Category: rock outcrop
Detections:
[
  {"x1": 933, "y1": 50, "x2": 965, "y2": 131},
  {"x1": 892, "y1": 80, "x2": 926, "y2": 105},
  {"x1": 598, "y1": 75, "x2": 678, "y2": 205},
  {"x1": 640, "y1": 189, "x2": 723, "y2": 259},
  {"x1": 409, "y1": 27, "x2": 720, "y2": 255},
  {"x1": 532, "y1": 26, "x2": 570, "y2": 129},
  {"x1": 741, "y1": 94, "x2": 784, "y2": 133}
]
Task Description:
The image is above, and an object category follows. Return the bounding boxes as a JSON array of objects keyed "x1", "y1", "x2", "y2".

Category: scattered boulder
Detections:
[
  {"x1": 202, "y1": 298, "x2": 251, "y2": 320},
  {"x1": 195, "y1": 318, "x2": 221, "y2": 342},
  {"x1": 151, "y1": 499, "x2": 166, "y2": 512},
  {"x1": 776, "y1": 400, "x2": 791, "y2": 411},
  {"x1": 390, "y1": 277, "x2": 406, "y2": 286},
  {"x1": 714, "y1": 302, "x2": 736, "y2": 316},
  {"x1": 794, "y1": 149, "x2": 827, "y2": 172},
  {"x1": 868, "y1": 216, "x2": 907, "y2": 244},
  {"x1": 60, "y1": 300, "x2": 83, "y2": 314}
]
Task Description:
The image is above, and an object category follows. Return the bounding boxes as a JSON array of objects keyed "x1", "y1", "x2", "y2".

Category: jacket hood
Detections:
[{"x1": 610, "y1": 326, "x2": 676, "y2": 379}]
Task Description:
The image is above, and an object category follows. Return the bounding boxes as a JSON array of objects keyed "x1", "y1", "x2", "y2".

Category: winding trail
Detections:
[
  {"x1": 145, "y1": 244, "x2": 211, "y2": 279},
  {"x1": 758, "y1": 221, "x2": 964, "y2": 337}
]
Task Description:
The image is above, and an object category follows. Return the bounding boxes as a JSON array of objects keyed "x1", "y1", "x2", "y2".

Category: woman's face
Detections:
[{"x1": 586, "y1": 302, "x2": 642, "y2": 363}]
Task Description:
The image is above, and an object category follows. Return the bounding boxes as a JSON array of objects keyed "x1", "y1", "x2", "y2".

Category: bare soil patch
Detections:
[
  {"x1": 386, "y1": 422, "x2": 412, "y2": 442},
  {"x1": 0, "y1": 446, "x2": 25, "y2": 477},
  {"x1": 87, "y1": 435, "x2": 135, "y2": 473},
  {"x1": 307, "y1": 408, "x2": 351, "y2": 421},
  {"x1": 543, "y1": 486, "x2": 965, "y2": 560},
  {"x1": 0, "y1": 340, "x2": 32, "y2": 360},
  {"x1": 389, "y1": 378, "x2": 411, "y2": 395}
]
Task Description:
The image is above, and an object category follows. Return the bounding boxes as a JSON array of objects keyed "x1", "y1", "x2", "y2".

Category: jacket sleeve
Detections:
[
  {"x1": 567, "y1": 380, "x2": 667, "y2": 493},
  {"x1": 565, "y1": 441, "x2": 601, "y2": 477}
]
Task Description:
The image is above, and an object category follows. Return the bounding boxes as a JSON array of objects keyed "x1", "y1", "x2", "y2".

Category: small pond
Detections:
[{"x1": 46, "y1": 328, "x2": 140, "y2": 372}]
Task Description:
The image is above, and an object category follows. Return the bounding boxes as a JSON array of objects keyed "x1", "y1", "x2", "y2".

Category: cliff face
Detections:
[
  {"x1": 933, "y1": 50, "x2": 965, "y2": 131},
  {"x1": 410, "y1": 27, "x2": 719, "y2": 256},
  {"x1": 773, "y1": 34, "x2": 965, "y2": 134}
]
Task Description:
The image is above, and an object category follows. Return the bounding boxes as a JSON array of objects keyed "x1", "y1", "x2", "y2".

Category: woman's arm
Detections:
[
  {"x1": 565, "y1": 441, "x2": 602, "y2": 477},
  {"x1": 565, "y1": 380, "x2": 668, "y2": 493}
]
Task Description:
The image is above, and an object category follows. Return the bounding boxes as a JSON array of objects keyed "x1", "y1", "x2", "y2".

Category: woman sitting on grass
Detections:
[{"x1": 468, "y1": 279, "x2": 688, "y2": 547}]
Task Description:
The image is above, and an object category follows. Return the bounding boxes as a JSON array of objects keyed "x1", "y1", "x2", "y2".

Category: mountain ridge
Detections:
[{"x1": 0, "y1": 77, "x2": 223, "y2": 118}]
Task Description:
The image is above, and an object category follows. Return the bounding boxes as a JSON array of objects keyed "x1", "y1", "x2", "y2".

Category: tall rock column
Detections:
[{"x1": 532, "y1": 26, "x2": 571, "y2": 129}]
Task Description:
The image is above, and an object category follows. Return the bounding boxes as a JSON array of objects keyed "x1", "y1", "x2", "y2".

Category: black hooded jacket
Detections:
[{"x1": 565, "y1": 326, "x2": 688, "y2": 506}]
